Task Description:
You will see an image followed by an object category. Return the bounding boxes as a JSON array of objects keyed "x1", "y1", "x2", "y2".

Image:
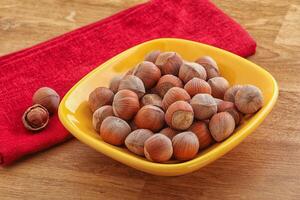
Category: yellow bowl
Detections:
[{"x1": 58, "y1": 38, "x2": 278, "y2": 176}]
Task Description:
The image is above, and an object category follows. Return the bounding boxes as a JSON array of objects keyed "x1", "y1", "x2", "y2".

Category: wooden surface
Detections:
[{"x1": 1, "y1": 0, "x2": 300, "y2": 199}]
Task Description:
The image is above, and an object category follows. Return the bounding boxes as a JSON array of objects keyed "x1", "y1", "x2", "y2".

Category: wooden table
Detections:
[{"x1": 1, "y1": 0, "x2": 300, "y2": 199}]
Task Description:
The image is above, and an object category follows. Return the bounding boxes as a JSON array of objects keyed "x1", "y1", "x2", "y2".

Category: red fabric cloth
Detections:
[{"x1": 0, "y1": 0, "x2": 256, "y2": 165}]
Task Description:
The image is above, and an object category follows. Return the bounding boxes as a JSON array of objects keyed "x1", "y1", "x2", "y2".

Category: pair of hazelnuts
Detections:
[
  {"x1": 89, "y1": 51, "x2": 264, "y2": 163},
  {"x1": 22, "y1": 87, "x2": 60, "y2": 131}
]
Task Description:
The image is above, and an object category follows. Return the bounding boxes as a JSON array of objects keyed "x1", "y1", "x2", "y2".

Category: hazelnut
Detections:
[
  {"x1": 224, "y1": 107, "x2": 242, "y2": 125},
  {"x1": 155, "y1": 75, "x2": 183, "y2": 97},
  {"x1": 118, "y1": 75, "x2": 145, "y2": 98},
  {"x1": 234, "y1": 85, "x2": 263, "y2": 114},
  {"x1": 112, "y1": 89, "x2": 140, "y2": 120},
  {"x1": 144, "y1": 50, "x2": 161, "y2": 63},
  {"x1": 178, "y1": 62, "x2": 207, "y2": 83},
  {"x1": 32, "y1": 87, "x2": 60, "y2": 114},
  {"x1": 160, "y1": 127, "x2": 179, "y2": 140},
  {"x1": 22, "y1": 104, "x2": 49, "y2": 131},
  {"x1": 88, "y1": 87, "x2": 114, "y2": 112},
  {"x1": 217, "y1": 101, "x2": 235, "y2": 112},
  {"x1": 141, "y1": 94, "x2": 162, "y2": 108},
  {"x1": 125, "y1": 129, "x2": 154, "y2": 156},
  {"x1": 162, "y1": 87, "x2": 191, "y2": 110},
  {"x1": 189, "y1": 121, "x2": 213, "y2": 149},
  {"x1": 165, "y1": 101, "x2": 194, "y2": 131},
  {"x1": 208, "y1": 77, "x2": 230, "y2": 99},
  {"x1": 133, "y1": 61, "x2": 161, "y2": 89},
  {"x1": 172, "y1": 132, "x2": 199, "y2": 161},
  {"x1": 100, "y1": 116, "x2": 131, "y2": 145},
  {"x1": 109, "y1": 75, "x2": 123, "y2": 94},
  {"x1": 224, "y1": 85, "x2": 243, "y2": 103},
  {"x1": 195, "y1": 56, "x2": 219, "y2": 79},
  {"x1": 209, "y1": 112, "x2": 235, "y2": 142},
  {"x1": 184, "y1": 78, "x2": 211, "y2": 97},
  {"x1": 155, "y1": 52, "x2": 183, "y2": 75},
  {"x1": 144, "y1": 134, "x2": 173, "y2": 162},
  {"x1": 190, "y1": 94, "x2": 217, "y2": 120},
  {"x1": 134, "y1": 105, "x2": 165, "y2": 132},
  {"x1": 92, "y1": 105, "x2": 114, "y2": 132}
]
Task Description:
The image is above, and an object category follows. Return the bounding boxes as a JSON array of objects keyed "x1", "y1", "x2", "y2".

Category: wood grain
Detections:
[{"x1": 1, "y1": 0, "x2": 300, "y2": 199}]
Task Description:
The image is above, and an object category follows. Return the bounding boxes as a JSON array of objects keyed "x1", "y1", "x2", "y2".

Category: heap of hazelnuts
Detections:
[{"x1": 89, "y1": 51, "x2": 264, "y2": 163}]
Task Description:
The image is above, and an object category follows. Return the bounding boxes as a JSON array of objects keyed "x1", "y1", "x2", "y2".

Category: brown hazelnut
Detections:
[
  {"x1": 144, "y1": 134, "x2": 173, "y2": 162},
  {"x1": 189, "y1": 121, "x2": 213, "y2": 149},
  {"x1": 92, "y1": 105, "x2": 114, "y2": 132},
  {"x1": 88, "y1": 87, "x2": 114, "y2": 112},
  {"x1": 195, "y1": 56, "x2": 219, "y2": 79},
  {"x1": 224, "y1": 107, "x2": 242, "y2": 125},
  {"x1": 144, "y1": 50, "x2": 161, "y2": 63},
  {"x1": 184, "y1": 78, "x2": 211, "y2": 97},
  {"x1": 125, "y1": 129, "x2": 154, "y2": 156},
  {"x1": 190, "y1": 94, "x2": 217, "y2": 120},
  {"x1": 217, "y1": 101, "x2": 235, "y2": 112},
  {"x1": 109, "y1": 75, "x2": 123, "y2": 94},
  {"x1": 133, "y1": 61, "x2": 161, "y2": 89},
  {"x1": 165, "y1": 101, "x2": 194, "y2": 131},
  {"x1": 134, "y1": 105, "x2": 165, "y2": 132},
  {"x1": 155, "y1": 52, "x2": 183, "y2": 75},
  {"x1": 100, "y1": 116, "x2": 131, "y2": 146},
  {"x1": 118, "y1": 75, "x2": 145, "y2": 98},
  {"x1": 178, "y1": 62, "x2": 207, "y2": 83},
  {"x1": 141, "y1": 94, "x2": 162, "y2": 108},
  {"x1": 209, "y1": 112, "x2": 235, "y2": 142},
  {"x1": 224, "y1": 85, "x2": 243, "y2": 103},
  {"x1": 208, "y1": 77, "x2": 230, "y2": 99},
  {"x1": 22, "y1": 104, "x2": 49, "y2": 131},
  {"x1": 172, "y1": 131, "x2": 199, "y2": 161},
  {"x1": 112, "y1": 89, "x2": 140, "y2": 120},
  {"x1": 160, "y1": 127, "x2": 179, "y2": 140},
  {"x1": 162, "y1": 87, "x2": 191, "y2": 110},
  {"x1": 234, "y1": 85, "x2": 263, "y2": 114},
  {"x1": 155, "y1": 75, "x2": 183, "y2": 97},
  {"x1": 32, "y1": 87, "x2": 60, "y2": 114}
]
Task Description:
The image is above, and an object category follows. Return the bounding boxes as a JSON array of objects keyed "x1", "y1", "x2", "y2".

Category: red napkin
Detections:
[{"x1": 0, "y1": 0, "x2": 256, "y2": 165}]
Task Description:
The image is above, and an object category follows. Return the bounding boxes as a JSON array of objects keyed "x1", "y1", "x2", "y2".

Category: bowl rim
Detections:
[{"x1": 58, "y1": 38, "x2": 279, "y2": 176}]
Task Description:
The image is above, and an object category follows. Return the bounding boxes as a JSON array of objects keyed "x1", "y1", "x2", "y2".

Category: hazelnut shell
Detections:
[
  {"x1": 92, "y1": 105, "x2": 114, "y2": 132},
  {"x1": 22, "y1": 104, "x2": 49, "y2": 131},
  {"x1": 189, "y1": 121, "x2": 213, "y2": 149}
]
